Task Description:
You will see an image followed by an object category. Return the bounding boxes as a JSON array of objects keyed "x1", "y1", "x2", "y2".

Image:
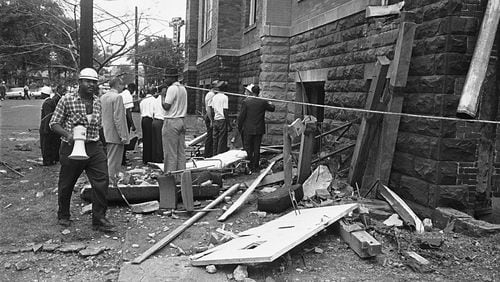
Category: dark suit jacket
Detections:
[{"x1": 237, "y1": 96, "x2": 275, "y2": 135}]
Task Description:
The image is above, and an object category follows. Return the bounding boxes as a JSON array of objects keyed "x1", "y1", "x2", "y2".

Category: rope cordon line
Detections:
[{"x1": 184, "y1": 85, "x2": 500, "y2": 125}]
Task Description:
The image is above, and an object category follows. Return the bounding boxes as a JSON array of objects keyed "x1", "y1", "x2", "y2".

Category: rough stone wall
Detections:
[
  {"x1": 239, "y1": 49, "x2": 261, "y2": 84},
  {"x1": 218, "y1": 0, "x2": 243, "y2": 49},
  {"x1": 281, "y1": 0, "x2": 495, "y2": 214}
]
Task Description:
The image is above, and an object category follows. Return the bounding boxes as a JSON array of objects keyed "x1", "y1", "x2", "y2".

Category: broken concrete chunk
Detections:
[
  {"x1": 14, "y1": 261, "x2": 29, "y2": 271},
  {"x1": 205, "y1": 265, "x2": 217, "y2": 274},
  {"x1": 59, "y1": 243, "x2": 86, "y2": 253},
  {"x1": 423, "y1": 218, "x2": 433, "y2": 231},
  {"x1": 81, "y1": 204, "x2": 92, "y2": 215},
  {"x1": 79, "y1": 246, "x2": 106, "y2": 257},
  {"x1": 302, "y1": 165, "x2": 332, "y2": 199},
  {"x1": 233, "y1": 265, "x2": 248, "y2": 281},
  {"x1": 383, "y1": 214, "x2": 403, "y2": 227},
  {"x1": 42, "y1": 243, "x2": 60, "y2": 252}
]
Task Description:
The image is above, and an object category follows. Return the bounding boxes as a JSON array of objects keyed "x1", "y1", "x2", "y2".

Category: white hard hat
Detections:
[
  {"x1": 79, "y1": 68, "x2": 98, "y2": 81},
  {"x1": 41, "y1": 86, "x2": 51, "y2": 94}
]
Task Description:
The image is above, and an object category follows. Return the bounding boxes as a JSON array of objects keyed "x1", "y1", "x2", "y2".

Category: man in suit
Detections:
[
  {"x1": 101, "y1": 77, "x2": 129, "y2": 186},
  {"x1": 40, "y1": 85, "x2": 63, "y2": 165},
  {"x1": 237, "y1": 85, "x2": 275, "y2": 173}
]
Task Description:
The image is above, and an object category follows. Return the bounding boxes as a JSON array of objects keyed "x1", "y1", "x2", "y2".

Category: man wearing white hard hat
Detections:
[
  {"x1": 39, "y1": 85, "x2": 61, "y2": 165},
  {"x1": 50, "y1": 68, "x2": 116, "y2": 233}
]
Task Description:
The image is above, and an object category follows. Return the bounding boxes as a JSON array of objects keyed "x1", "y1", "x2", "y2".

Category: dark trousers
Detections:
[
  {"x1": 40, "y1": 132, "x2": 60, "y2": 165},
  {"x1": 151, "y1": 118, "x2": 164, "y2": 163},
  {"x1": 58, "y1": 141, "x2": 109, "y2": 222},
  {"x1": 204, "y1": 117, "x2": 213, "y2": 158},
  {"x1": 243, "y1": 134, "x2": 263, "y2": 171},
  {"x1": 141, "y1": 116, "x2": 153, "y2": 163},
  {"x1": 122, "y1": 121, "x2": 132, "y2": 165},
  {"x1": 212, "y1": 119, "x2": 228, "y2": 156}
]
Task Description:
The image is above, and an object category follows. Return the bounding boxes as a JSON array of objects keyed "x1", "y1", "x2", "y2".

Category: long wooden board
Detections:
[
  {"x1": 191, "y1": 204, "x2": 358, "y2": 265},
  {"x1": 217, "y1": 161, "x2": 276, "y2": 221},
  {"x1": 348, "y1": 56, "x2": 389, "y2": 188},
  {"x1": 379, "y1": 184, "x2": 424, "y2": 233},
  {"x1": 132, "y1": 183, "x2": 241, "y2": 264}
]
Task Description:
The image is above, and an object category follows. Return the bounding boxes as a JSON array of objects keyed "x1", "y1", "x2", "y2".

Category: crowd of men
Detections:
[{"x1": 38, "y1": 67, "x2": 274, "y2": 233}]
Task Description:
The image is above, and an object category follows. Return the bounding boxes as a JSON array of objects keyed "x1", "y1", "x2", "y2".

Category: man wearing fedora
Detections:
[
  {"x1": 50, "y1": 68, "x2": 116, "y2": 233},
  {"x1": 238, "y1": 85, "x2": 275, "y2": 173}
]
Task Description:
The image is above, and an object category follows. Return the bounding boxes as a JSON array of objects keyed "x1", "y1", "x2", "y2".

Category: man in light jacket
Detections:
[{"x1": 101, "y1": 77, "x2": 129, "y2": 185}]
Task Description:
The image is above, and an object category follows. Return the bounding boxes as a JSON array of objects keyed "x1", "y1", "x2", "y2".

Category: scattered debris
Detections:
[
  {"x1": 432, "y1": 207, "x2": 500, "y2": 236},
  {"x1": 215, "y1": 228, "x2": 239, "y2": 239},
  {"x1": 0, "y1": 169, "x2": 7, "y2": 174},
  {"x1": 338, "y1": 220, "x2": 382, "y2": 258},
  {"x1": 42, "y1": 243, "x2": 60, "y2": 252},
  {"x1": 314, "y1": 247, "x2": 324, "y2": 254},
  {"x1": 233, "y1": 265, "x2": 248, "y2": 281},
  {"x1": 61, "y1": 229, "x2": 71, "y2": 235},
  {"x1": 79, "y1": 246, "x2": 107, "y2": 257},
  {"x1": 250, "y1": 211, "x2": 267, "y2": 218},
  {"x1": 4, "y1": 203, "x2": 12, "y2": 209},
  {"x1": 14, "y1": 260, "x2": 29, "y2": 271},
  {"x1": 15, "y1": 144, "x2": 32, "y2": 151},
  {"x1": 379, "y1": 184, "x2": 424, "y2": 233},
  {"x1": 257, "y1": 184, "x2": 303, "y2": 213},
  {"x1": 417, "y1": 236, "x2": 444, "y2": 249},
  {"x1": 383, "y1": 214, "x2": 403, "y2": 227},
  {"x1": 81, "y1": 204, "x2": 92, "y2": 215},
  {"x1": 302, "y1": 165, "x2": 332, "y2": 199},
  {"x1": 169, "y1": 243, "x2": 186, "y2": 255},
  {"x1": 35, "y1": 191, "x2": 44, "y2": 198},
  {"x1": 404, "y1": 251, "x2": 430, "y2": 265},
  {"x1": 132, "y1": 244, "x2": 140, "y2": 248},
  {"x1": 205, "y1": 264, "x2": 217, "y2": 274},
  {"x1": 422, "y1": 218, "x2": 433, "y2": 231},
  {"x1": 59, "y1": 243, "x2": 86, "y2": 253}
]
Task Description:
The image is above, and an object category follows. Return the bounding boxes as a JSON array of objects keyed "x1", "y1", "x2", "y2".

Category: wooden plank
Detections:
[
  {"x1": 180, "y1": 170, "x2": 194, "y2": 212},
  {"x1": 191, "y1": 204, "x2": 359, "y2": 266},
  {"x1": 405, "y1": 251, "x2": 430, "y2": 265},
  {"x1": 244, "y1": 169, "x2": 298, "y2": 189},
  {"x1": 217, "y1": 161, "x2": 277, "y2": 221},
  {"x1": 283, "y1": 125, "x2": 293, "y2": 188},
  {"x1": 338, "y1": 221, "x2": 382, "y2": 258},
  {"x1": 376, "y1": 18, "x2": 416, "y2": 186},
  {"x1": 457, "y1": 0, "x2": 500, "y2": 118},
  {"x1": 348, "y1": 56, "x2": 390, "y2": 188},
  {"x1": 379, "y1": 184, "x2": 424, "y2": 233},
  {"x1": 365, "y1": 1, "x2": 404, "y2": 18},
  {"x1": 297, "y1": 121, "x2": 315, "y2": 184},
  {"x1": 132, "y1": 183, "x2": 241, "y2": 264}
]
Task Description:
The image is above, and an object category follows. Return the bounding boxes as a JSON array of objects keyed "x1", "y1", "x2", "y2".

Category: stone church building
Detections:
[{"x1": 182, "y1": 0, "x2": 499, "y2": 217}]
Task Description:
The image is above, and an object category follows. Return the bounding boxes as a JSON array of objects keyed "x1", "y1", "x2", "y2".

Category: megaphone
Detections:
[{"x1": 68, "y1": 125, "x2": 89, "y2": 160}]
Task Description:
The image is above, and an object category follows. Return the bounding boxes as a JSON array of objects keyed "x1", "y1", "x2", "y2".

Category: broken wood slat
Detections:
[
  {"x1": 348, "y1": 56, "x2": 390, "y2": 188},
  {"x1": 312, "y1": 143, "x2": 355, "y2": 164},
  {"x1": 315, "y1": 122, "x2": 352, "y2": 140},
  {"x1": 191, "y1": 204, "x2": 359, "y2": 266},
  {"x1": 379, "y1": 184, "x2": 424, "y2": 233},
  {"x1": 132, "y1": 183, "x2": 241, "y2": 264},
  {"x1": 377, "y1": 19, "x2": 416, "y2": 186},
  {"x1": 217, "y1": 161, "x2": 277, "y2": 221},
  {"x1": 283, "y1": 125, "x2": 293, "y2": 188},
  {"x1": 338, "y1": 221, "x2": 382, "y2": 258},
  {"x1": 404, "y1": 251, "x2": 430, "y2": 265},
  {"x1": 457, "y1": 0, "x2": 500, "y2": 118},
  {"x1": 186, "y1": 132, "x2": 207, "y2": 147},
  {"x1": 244, "y1": 169, "x2": 298, "y2": 189},
  {"x1": 297, "y1": 121, "x2": 315, "y2": 184},
  {"x1": 365, "y1": 1, "x2": 405, "y2": 18},
  {"x1": 180, "y1": 170, "x2": 194, "y2": 212}
]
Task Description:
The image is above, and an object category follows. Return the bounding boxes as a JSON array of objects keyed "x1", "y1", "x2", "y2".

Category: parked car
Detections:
[
  {"x1": 5, "y1": 87, "x2": 29, "y2": 99},
  {"x1": 31, "y1": 86, "x2": 52, "y2": 99}
]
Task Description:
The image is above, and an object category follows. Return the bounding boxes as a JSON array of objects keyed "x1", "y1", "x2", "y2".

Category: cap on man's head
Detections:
[
  {"x1": 245, "y1": 84, "x2": 254, "y2": 93},
  {"x1": 79, "y1": 68, "x2": 98, "y2": 81}
]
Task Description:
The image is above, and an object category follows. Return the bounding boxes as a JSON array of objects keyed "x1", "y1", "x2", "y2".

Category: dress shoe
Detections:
[
  {"x1": 92, "y1": 218, "x2": 117, "y2": 233},
  {"x1": 58, "y1": 218, "x2": 72, "y2": 227}
]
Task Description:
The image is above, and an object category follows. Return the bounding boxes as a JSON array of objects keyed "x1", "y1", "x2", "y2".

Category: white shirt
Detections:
[
  {"x1": 152, "y1": 96, "x2": 164, "y2": 120},
  {"x1": 120, "y1": 89, "x2": 134, "y2": 109},
  {"x1": 164, "y1": 82, "x2": 187, "y2": 119},
  {"x1": 211, "y1": 92, "x2": 228, "y2": 121},
  {"x1": 139, "y1": 94, "x2": 155, "y2": 118},
  {"x1": 205, "y1": 90, "x2": 215, "y2": 112}
]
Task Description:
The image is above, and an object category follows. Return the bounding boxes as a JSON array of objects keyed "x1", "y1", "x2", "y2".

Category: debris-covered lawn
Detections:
[{"x1": 0, "y1": 108, "x2": 499, "y2": 281}]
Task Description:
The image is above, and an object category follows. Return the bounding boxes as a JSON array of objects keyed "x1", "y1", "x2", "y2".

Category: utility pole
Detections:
[
  {"x1": 169, "y1": 17, "x2": 185, "y2": 51},
  {"x1": 80, "y1": 0, "x2": 93, "y2": 69},
  {"x1": 134, "y1": 6, "x2": 139, "y2": 89}
]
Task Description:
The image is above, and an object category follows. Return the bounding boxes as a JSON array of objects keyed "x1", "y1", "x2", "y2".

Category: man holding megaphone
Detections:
[{"x1": 49, "y1": 68, "x2": 116, "y2": 233}]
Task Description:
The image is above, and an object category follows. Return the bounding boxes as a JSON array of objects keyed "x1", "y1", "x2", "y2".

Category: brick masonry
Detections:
[{"x1": 185, "y1": 0, "x2": 498, "y2": 214}]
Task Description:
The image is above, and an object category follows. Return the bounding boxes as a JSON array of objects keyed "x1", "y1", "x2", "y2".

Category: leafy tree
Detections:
[{"x1": 133, "y1": 36, "x2": 184, "y2": 85}]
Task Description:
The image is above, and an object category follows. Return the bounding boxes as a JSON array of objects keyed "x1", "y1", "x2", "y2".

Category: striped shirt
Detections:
[{"x1": 49, "y1": 92, "x2": 102, "y2": 143}]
